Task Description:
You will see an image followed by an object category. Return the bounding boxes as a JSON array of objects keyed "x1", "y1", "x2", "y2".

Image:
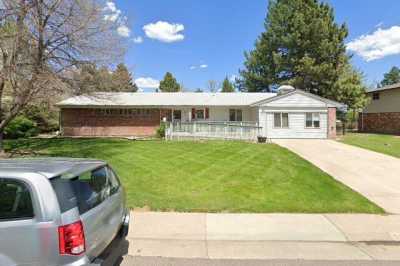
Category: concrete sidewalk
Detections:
[{"x1": 127, "y1": 212, "x2": 400, "y2": 261}]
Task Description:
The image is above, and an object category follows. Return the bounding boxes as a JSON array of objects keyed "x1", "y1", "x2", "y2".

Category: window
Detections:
[
  {"x1": 107, "y1": 167, "x2": 121, "y2": 195},
  {"x1": 274, "y1": 113, "x2": 289, "y2": 128},
  {"x1": 372, "y1": 92, "x2": 380, "y2": 100},
  {"x1": 51, "y1": 166, "x2": 112, "y2": 214},
  {"x1": 0, "y1": 178, "x2": 34, "y2": 220},
  {"x1": 229, "y1": 109, "x2": 243, "y2": 122},
  {"x1": 196, "y1": 109, "x2": 205, "y2": 119},
  {"x1": 305, "y1": 113, "x2": 320, "y2": 128},
  {"x1": 173, "y1": 110, "x2": 182, "y2": 120}
]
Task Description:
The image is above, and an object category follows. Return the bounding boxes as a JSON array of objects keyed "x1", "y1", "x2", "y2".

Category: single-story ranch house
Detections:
[
  {"x1": 359, "y1": 82, "x2": 400, "y2": 135},
  {"x1": 57, "y1": 87, "x2": 343, "y2": 139}
]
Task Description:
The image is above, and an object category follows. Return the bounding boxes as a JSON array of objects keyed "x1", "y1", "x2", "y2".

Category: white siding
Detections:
[
  {"x1": 262, "y1": 93, "x2": 327, "y2": 108},
  {"x1": 260, "y1": 109, "x2": 328, "y2": 139},
  {"x1": 210, "y1": 107, "x2": 257, "y2": 121}
]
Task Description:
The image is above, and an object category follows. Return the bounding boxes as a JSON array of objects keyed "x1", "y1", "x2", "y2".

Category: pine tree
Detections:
[
  {"x1": 159, "y1": 72, "x2": 181, "y2": 92},
  {"x1": 71, "y1": 64, "x2": 138, "y2": 93},
  {"x1": 380, "y1": 66, "x2": 400, "y2": 87},
  {"x1": 221, "y1": 77, "x2": 235, "y2": 92},
  {"x1": 239, "y1": 0, "x2": 348, "y2": 96},
  {"x1": 111, "y1": 63, "x2": 138, "y2": 92}
]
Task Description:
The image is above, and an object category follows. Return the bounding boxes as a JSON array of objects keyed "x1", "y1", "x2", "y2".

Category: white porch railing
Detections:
[{"x1": 166, "y1": 121, "x2": 262, "y2": 141}]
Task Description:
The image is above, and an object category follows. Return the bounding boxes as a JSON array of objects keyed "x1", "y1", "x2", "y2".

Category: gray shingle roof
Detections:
[
  {"x1": 57, "y1": 92, "x2": 277, "y2": 107},
  {"x1": 367, "y1": 83, "x2": 400, "y2": 93}
]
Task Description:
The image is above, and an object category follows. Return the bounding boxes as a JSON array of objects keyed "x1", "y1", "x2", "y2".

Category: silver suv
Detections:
[{"x1": 0, "y1": 158, "x2": 130, "y2": 266}]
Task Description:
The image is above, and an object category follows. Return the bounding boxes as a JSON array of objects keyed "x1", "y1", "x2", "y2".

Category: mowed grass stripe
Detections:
[{"x1": 5, "y1": 138, "x2": 384, "y2": 213}]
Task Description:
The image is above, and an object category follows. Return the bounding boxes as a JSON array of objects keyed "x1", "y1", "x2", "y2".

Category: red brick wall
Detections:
[
  {"x1": 358, "y1": 112, "x2": 400, "y2": 135},
  {"x1": 327, "y1": 107, "x2": 337, "y2": 139},
  {"x1": 61, "y1": 108, "x2": 161, "y2": 136}
]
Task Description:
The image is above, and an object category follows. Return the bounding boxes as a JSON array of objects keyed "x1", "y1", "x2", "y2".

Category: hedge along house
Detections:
[{"x1": 57, "y1": 87, "x2": 343, "y2": 139}]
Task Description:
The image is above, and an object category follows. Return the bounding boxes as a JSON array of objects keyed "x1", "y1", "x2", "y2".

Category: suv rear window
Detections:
[
  {"x1": 51, "y1": 166, "x2": 114, "y2": 214},
  {"x1": 0, "y1": 178, "x2": 34, "y2": 220}
]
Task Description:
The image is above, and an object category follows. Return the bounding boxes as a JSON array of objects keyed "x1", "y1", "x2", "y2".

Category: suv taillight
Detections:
[{"x1": 58, "y1": 220, "x2": 85, "y2": 255}]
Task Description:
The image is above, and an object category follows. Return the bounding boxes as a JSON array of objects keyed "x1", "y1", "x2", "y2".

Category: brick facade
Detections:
[
  {"x1": 327, "y1": 107, "x2": 337, "y2": 139},
  {"x1": 358, "y1": 112, "x2": 400, "y2": 135},
  {"x1": 61, "y1": 108, "x2": 161, "y2": 137}
]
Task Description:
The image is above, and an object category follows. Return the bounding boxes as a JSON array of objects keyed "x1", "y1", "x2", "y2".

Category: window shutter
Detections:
[
  {"x1": 205, "y1": 108, "x2": 209, "y2": 119},
  {"x1": 192, "y1": 108, "x2": 196, "y2": 119}
]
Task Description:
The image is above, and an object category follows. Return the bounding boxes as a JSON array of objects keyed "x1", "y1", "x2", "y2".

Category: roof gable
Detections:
[{"x1": 251, "y1": 90, "x2": 344, "y2": 108}]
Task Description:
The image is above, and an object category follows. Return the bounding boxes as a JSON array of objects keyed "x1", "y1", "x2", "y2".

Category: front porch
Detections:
[
  {"x1": 162, "y1": 106, "x2": 261, "y2": 141},
  {"x1": 166, "y1": 121, "x2": 262, "y2": 141},
  {"x1": 160, "y1": 106, "x2": 259, "y2": 123}
]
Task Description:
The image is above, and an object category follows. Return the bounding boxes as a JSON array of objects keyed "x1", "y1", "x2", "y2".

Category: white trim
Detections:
[
  {"x1": 261, "y1": 109, "x2": 327, "y2": 113},
  {"x1": 251, "y1": 90, "x2": 344, "y2": 108},
  {"x1": 305, "y1": 112, "x2": 321, "y2": 129},
  {"x1": 273, "y1": 112, "x2": 290, "y2": 129}
]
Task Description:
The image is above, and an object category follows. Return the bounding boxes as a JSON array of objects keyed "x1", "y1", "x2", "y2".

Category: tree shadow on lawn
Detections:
[{"x1": 5, "y1": 138, "x2": 130, "y2": 159}]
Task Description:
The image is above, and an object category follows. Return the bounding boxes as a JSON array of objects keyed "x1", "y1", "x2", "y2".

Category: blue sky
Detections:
[{"x1": 109, "y1": 0, "x2": 400, "y2": 91}]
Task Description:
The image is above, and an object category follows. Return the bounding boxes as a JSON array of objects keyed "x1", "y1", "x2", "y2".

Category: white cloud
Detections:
[
  {"x1": 103, "y1": 1, "x2": 121, "y2": 22},
  {"x1": 103, "y1": 1, "x2": 131, "y2": 38},
  {"x1": 133, "y1": 36, "x2": 143, "y2": 44},
  {"x1": 135, "y1": 77, "x2": 160, "y2": 89},
  {"x1": 104, "y1": 10, "x2": 121, "y2": 22},
  {"x1": 117, "y1": 25, "x2": 131, "y2": 37},
  {"x1": 143, "y1": 21, "x2": 185, "y2": 43},
  {"x1": 375, "y1": 22, "x2": 384, "y2": 28},
  {"x1": 190, "y1": 64, "x2": 208, "y2": 70},
  {"x1": 104, "y1": 1, "x2": 117, "y2": 12},
  {"x1": 347, "y1": 25, "x2": 400, "y2": 61}
]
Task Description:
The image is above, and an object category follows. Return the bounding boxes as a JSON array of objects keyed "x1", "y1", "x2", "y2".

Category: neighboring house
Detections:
[
  {"x1": 57, "y1": 87, "x2": 343, "y2": 139},
  {"x1": 359, "y1": 83, "x2": 400, "y2": 134}
]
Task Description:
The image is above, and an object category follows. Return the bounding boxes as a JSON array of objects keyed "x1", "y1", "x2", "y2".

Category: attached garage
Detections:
[{"x1": 252, "y1": 90, "x2": 341, "y2": 139}]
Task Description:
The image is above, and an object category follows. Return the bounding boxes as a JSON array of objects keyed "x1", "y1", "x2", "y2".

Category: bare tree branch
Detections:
[{"x1": 0, "y1": 0, "x2": 127, "y2": 149}]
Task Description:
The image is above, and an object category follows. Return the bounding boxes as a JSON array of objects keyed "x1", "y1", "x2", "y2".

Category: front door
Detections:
[{"x1": 173, "y1": 110, "x2": 182, "y2": 121}]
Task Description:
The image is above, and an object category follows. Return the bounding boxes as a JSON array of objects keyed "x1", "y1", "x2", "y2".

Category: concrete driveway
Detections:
[{"x1": 274, "y1": 139, "x2": 400, "y2": 214}]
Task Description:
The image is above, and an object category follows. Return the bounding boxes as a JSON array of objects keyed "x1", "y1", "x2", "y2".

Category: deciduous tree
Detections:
[
  {"x1": 207, "y1": 80, "x2": 218, "y2": 93},
  {"x1": 333, "y1": 64, "x2": 369, "y2": 113},
  {"x1": 0, "y1": 0, "x2": 127, "y2": 151}
]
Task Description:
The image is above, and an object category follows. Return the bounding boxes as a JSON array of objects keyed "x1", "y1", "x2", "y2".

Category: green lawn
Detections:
[
  {"x1": 340, "y1": 133, "x2": 400, "y2": 159},
  {"x1": 6, "y1": 138, "x2": 383, "y2": 213}
]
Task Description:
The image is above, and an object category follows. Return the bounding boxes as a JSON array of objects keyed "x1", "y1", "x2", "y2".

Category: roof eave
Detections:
[{"x1": 250, "y1": 89, "x2": 345, "y2": 109}]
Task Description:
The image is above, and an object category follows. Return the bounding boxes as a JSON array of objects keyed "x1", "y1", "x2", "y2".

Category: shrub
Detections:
[
  {"x1": 156, "y1": 122, "x2": 166, "y2": 138},
  {"x1": 24, "y1": 105, "x2": 59, "y2": 133},
  {"x1": 4, "y1": 116, "x2": 39, "y2": 139}
]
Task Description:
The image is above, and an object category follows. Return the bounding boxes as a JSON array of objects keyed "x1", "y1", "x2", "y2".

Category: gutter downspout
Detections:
[{"x1": 59, "y1": 108, "x2": 63, "y2": 136}]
